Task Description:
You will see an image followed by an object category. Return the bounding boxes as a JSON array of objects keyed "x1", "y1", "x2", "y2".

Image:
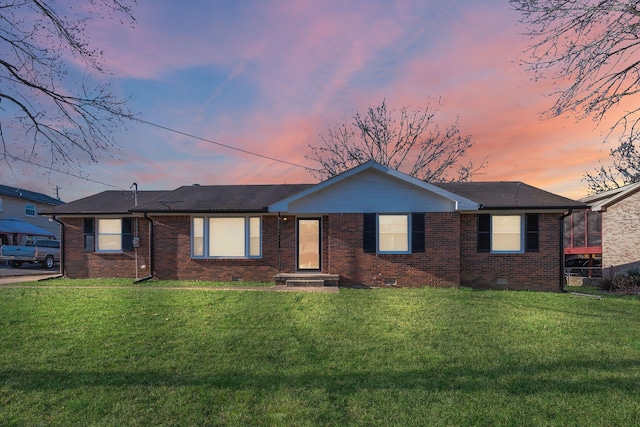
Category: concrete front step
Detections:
[
  {"x1": 285, "y1": 279, "x2": 326, "y2": 287},
  {"x1": 274, "y1": 273, "x2": 340, "y2": 287}
]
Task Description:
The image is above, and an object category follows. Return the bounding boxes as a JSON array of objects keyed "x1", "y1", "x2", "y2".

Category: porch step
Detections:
[
  {"x1": 286, "y1": 279, "x2": 326, "y2": 287},
  {"x1": 274, "y1": 273, "x2": 340, "y2": 287}
]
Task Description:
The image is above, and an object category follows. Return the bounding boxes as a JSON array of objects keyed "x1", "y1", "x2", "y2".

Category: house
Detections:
[
  {"x1": 574, "y1": 182, "x2": 640, "y2": 278},
  {"x1": 0, "y1": 184, "x2": 63, "y2": 245},
  {"x1": 42, "y1": 161, "x2": 585, "y2": 291}
]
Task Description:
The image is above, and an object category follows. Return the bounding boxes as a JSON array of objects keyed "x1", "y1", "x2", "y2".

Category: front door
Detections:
[{"x1": 297, "y1": 218, "x2": 321, "y2": 270}]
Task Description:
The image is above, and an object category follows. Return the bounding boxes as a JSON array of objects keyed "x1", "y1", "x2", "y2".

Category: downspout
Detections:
[
  {"x1": 277, "y1": 213, "x2": 282, "y2": 272},
  {"x1": 134, "y1": 213, "x2": 154, "y2": 283},
  {"x1": 44, "y1": 215, "x2": 64, "y2": 280},
  {"x1": 559, "y1": 209, "x2": 573, "y2": 292}
]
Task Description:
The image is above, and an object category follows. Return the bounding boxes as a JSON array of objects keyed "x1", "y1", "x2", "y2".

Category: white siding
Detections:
[
  {"x1": 287, "y1": 169, "x2": 456, "y2": 214},
  {"x1": 0, "y1": 196, "x2": 61, "y2": 238}
]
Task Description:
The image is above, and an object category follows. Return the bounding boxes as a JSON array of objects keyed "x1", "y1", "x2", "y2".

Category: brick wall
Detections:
[
  {"x1": 62, "y1": 212, "x2": 563, "y2": 291},
  {"x1": 459, "y1": 213, "x2": 562, "y2": 292},
  {"x1": 152, "y1": 215, "x2": 285, "y2": 281},
  {"x1": 62, "y1": 217, "x2": 150, "y2": 279},
  {"x1": 325, "y1": 213, "x2": 460, "y2": 287},
  {"x1": 601, "y1": 191, "x2": 640, "y2": 277}
]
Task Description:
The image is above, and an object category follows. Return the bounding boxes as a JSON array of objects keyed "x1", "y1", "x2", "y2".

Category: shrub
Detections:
[{"x1": 602, "y1": 269, "x2": 640, "y2": 294}]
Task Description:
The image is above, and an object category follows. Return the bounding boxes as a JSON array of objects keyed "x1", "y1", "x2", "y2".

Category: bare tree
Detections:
[
  {"x1": 0, "y1": 0, "x2": 136, "y2": 175},
  {"x1": 511, "y1": 0, "x2": 640, "y2": 191},
  {"x1": 584, "y1": 134, "x2": 640, "y2": 193},
  {"x1": 306, "y1": 99, "x2": 485, "y2": 182}
]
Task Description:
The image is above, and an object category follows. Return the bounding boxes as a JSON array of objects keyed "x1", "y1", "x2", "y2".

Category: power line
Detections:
[
  {"x1": 1, "y1": 153, "x2": 124, "y2": 190},
  {"x1": 133, "y1": 117, "x2": 320, "y2": 172}
]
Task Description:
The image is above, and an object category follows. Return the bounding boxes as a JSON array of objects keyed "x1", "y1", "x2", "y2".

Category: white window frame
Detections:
[
  {"x1": 491, "y1": 215, "x2": 523, "y2": 253},
  {"x1": 97, "y1": 218, "x2": 123, "y2": 253},
  {"x1": 25, "y1": 202, "x2": 36, "y2": 217},
  {"x1": 191, "y1": 216, "x2": 262, "y2": 259},
  {"x1": 377, "y1": 214, "x2": 410, "y2": 254}
]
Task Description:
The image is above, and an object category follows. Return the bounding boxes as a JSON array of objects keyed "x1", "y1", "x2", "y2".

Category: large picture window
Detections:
[
  {"x1": 478, "y1": 214, "x2": 539, "y2": 253},
  {"x1": 192, "y1": 216, "x2": 261, "y2": 258}
]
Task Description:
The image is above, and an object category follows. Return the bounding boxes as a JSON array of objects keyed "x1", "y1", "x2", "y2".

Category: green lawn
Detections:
[{"x1": 1, "y1": 280, "x2": 640, "y2": 426}]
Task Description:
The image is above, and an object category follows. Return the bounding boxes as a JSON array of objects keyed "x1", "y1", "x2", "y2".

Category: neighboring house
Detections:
[
  {"x1": 563, "y1": 207, "x2": 602, "y2": 278},
  {"x1": 577, "y1": 182, "x2": 640, "y2": 278},
  {"x1": 0, "y1": 184, "x2": 63, "y2": 245},
  {"x1": 42, "y1": 161, "x2": 584, "y2": 291}
]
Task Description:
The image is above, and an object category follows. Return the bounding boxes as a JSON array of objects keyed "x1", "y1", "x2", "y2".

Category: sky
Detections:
[{"x1": 1, "y1": 0, "x2": 620, "y2": 202}]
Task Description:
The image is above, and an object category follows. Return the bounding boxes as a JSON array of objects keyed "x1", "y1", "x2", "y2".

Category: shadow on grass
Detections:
[{"x1": 3, "y1": 358, "x2": 639, "y2": 396}]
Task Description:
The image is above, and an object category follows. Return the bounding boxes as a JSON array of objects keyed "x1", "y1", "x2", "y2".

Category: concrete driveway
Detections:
[{"x1": 0, "y1": 261, "x2": 60, "y2": 283}]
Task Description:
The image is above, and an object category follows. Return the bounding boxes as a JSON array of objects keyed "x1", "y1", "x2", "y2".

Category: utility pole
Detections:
[{"x1": 54, "y1": 186, "x2": 61, "y2": 200}]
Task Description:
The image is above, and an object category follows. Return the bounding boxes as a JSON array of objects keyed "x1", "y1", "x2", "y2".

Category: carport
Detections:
[{"x1": 0, "y1": 218, "x2": 55, "y2": 245}]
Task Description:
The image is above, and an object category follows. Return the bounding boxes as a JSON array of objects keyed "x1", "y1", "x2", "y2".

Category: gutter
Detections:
[
  {"x1": 134, "y1": 213, "x2": 154, "y2": 284},
  {"x1": 559, "y1": 209, "x2": 573, "y2": 293},
  {"x1": 478, "y1": 205, "x2": 587, "y2": 211}
]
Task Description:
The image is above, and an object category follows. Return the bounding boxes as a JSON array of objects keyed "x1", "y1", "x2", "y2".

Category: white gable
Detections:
[{"x1": 269, "y1": 162, "x2": 478, "y2": 214}]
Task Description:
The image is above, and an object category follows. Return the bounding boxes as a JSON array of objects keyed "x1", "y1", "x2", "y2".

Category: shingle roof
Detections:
[
  {"x1": 0, "y1": 184, "x2": 63, "y2": 205},
  {"x1": 41, "y1": 190, "x2": 170, "y2": 215},
  {"x1": 42, "y1": 180, "x2": 583, "y2": 216},
  {"x1": 132, "y1": 184, "x2": 315, "y2": 213},
  {"x1": 433, "y1": 181, "x2": 585, "y2": 210}
]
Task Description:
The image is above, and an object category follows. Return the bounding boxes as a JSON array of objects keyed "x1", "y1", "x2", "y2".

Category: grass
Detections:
[
  {"x1": 16, "y1": 277, "x2": 275, "y2": 288},
  {"x1": 1, "y1": 280, "x2": 640, "y2": 426}
]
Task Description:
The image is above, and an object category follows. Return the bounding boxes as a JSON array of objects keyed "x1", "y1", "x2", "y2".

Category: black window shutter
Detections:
[
  {"x1": 122, "y1": 218, "x2": 133, "y2": 252},
  {"x1": 83, "y1": 218, "x2": 94, "y2": 252},
  {"x1": 411, "y1": 213, "x2": 425, "y2": 253},
  {"x1": 525, "y1": 214, "x2": 539, "y2": 252},
  {"x1": 477, "y1": 214, "x2": 491, "y2": 253},
  {"x1": 363, "y1": 213, "x2": 376, "y2": 253}
]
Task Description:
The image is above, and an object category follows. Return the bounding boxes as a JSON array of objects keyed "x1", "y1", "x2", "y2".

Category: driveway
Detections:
[{"x1": 0, "y1": 261, "x2": 60, "y2": 281}]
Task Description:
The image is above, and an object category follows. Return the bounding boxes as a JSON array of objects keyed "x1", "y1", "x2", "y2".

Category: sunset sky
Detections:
[{"x1": 1, "y1": 0, "x2": 620, "y2": 202}]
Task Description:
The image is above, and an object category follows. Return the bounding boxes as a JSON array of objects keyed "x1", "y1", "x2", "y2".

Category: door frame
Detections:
[{"x1": 296, "y1": 217, "x2": 322, "y2": 271}]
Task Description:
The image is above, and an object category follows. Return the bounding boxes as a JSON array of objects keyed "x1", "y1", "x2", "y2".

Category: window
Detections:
[
  {"x1": 363, "y1": 213, "x2": 425, "y2": 254},
  {"x1": 492, "y1": 215, "x2": 522, "y2": 252},
  {"x1": 192, "y1": 216, "x2": 261, "y2": 258},
  {"x1": 478, "y1": 214, "x2": 539, "y2": 253},
  {"x1": 0, "y1": 197, "x2": 3, "y2": 212},
  {"x1": 379, "y1": 215, "x2": 409, "y2": 253},
  {"x1": 95, "y1": 218, "x2": 133, "y2": 252},
  {"x1": 25, "y1": 203, "x2": 36, "y2": 217}
]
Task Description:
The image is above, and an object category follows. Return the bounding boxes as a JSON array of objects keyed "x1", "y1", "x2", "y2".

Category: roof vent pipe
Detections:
[{"x1": 130, "y1": 182, "x2": 138, "y2": 206}]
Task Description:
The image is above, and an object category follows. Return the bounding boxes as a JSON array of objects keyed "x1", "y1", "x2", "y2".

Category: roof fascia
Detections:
[
  {"x1": 588, "y1": 182, "x2": 640, "y2": 211},
  {"x1": 459, "y1": 207, "x2": 583, "y2": 214}
]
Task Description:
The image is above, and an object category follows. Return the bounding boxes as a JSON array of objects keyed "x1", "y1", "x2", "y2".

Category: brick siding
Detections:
[
  {"x1": 459, "y1": 213, "x2": 562, "y2": 292},
  {"x1": 62, "y1": 212, "x2": 562, "y2": 291},
  {"x1": 601, "y1": 191, "x2": 640, "y2": 277},
  {"x1": 62, "y1": 217, "x2": 151, "y2": 279},
  {"x1": 325, "y1": 213, "x2": 460, "y2": 287}
]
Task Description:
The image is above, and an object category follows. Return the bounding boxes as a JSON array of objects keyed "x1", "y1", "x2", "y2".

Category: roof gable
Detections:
[
  {"x1": 581, "y1": 181, "x2": 640, "y2": 211},
  {"x1": 268, "y1": 161, "x2": 479, "y2": 213}
]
